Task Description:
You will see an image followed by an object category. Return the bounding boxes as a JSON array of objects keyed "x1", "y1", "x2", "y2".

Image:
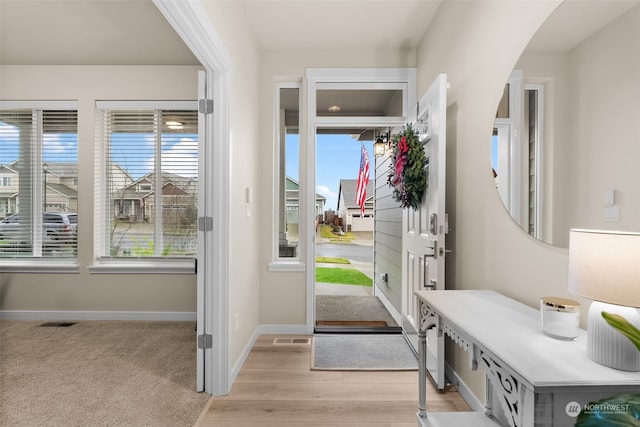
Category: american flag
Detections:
[{"x1": 355, "y1": 144, "x2": 370, "y2": 215}]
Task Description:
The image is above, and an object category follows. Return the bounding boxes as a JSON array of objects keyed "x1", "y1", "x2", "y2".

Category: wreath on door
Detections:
[{"x1": 387, "y1": 123, "x2": 427, "y2": 210}]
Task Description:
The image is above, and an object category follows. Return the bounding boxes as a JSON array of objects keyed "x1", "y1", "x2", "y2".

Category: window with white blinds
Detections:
[
  {"x1": 0, "y1": 104, "x2": 78, "y2": 258},
  {"x1": 96, "y1": 102, "x2": 198, "y2": 259}
]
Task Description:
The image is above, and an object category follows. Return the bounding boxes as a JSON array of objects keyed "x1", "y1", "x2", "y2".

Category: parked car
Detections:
[{"x1": 0, "y1": 212, "x2": 77, "y2": 252}]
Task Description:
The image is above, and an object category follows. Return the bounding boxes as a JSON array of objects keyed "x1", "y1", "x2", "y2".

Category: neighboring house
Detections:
[
  {"x1": 0, "y1": 160, "x2": 195, "y2": 226},
  {"x1": 284, "y1": 176, "x2": 326, "y2": 241},
  {"x1": 0, "y1": 161, "x2": 78, "y2": 216},
  {"x1": 336, "y1": 179, "x2": 373, "y2": 232},
  {"x1": 43, "y1": 162, "x2": 78, "y2": 212},
  {"x1": 112, "y1": 171, "x2": 197, "y2": 224},
  {"x1": 0, "y1": 163, "x2": 18, "y2": 217}
]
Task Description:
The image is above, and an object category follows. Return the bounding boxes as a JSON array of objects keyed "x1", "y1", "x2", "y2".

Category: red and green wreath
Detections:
[{"x1": 387, "y1": 123, "x2": 427, "y2": 209}]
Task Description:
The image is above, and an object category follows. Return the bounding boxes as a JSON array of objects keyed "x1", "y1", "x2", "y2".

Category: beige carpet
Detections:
[{"x1": 0, "y1": 320, "x2": 210, "y2": 427}]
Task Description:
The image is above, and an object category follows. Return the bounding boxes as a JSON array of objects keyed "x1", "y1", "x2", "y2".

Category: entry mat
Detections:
[{"x1": 311, "y1": 334, "x2": 418, "y2": 371}]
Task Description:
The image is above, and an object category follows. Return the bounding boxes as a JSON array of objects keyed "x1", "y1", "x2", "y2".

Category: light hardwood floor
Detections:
[{"x1": 194, "y1": 334, "x2": 471, "y2": 427}]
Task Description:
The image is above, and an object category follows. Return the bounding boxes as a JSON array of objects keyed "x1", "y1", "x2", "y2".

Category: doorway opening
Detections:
[
  {"x1": 305, "y1": 68, "x2": 417, "y2": 336},
  {"x1": 314, "y1": 128, "x2": 400, "y2": 334}
]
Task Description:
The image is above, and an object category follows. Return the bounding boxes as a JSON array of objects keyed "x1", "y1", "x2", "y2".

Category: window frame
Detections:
[
  {"x1": 269, "y1": 82, "x2": 305, "y2": 271},
  {"x1": 0, "y1": 100, "x2": 79, "y2": 272},
  {"x1": 90, "y1": 100, "x2": 198, "y2": 274}
]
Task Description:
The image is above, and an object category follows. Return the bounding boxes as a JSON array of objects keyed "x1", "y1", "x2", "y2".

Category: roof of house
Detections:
[
  {"x1": 286, "y1": 176, "x2": 326, "y2": 202},
  {"x1": 337, "y1": 179, "x2": 373, "y2": 210},
  {"x1": 46, "y1": 182, "x2": 77, "y2": 198}
]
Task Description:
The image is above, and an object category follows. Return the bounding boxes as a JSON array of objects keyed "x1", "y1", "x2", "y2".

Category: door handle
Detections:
[
  {"x1": 424, "y1": 279, "x2": 437, "y2": 290},
  {"x1": 425, "y1": 240, "x2": 438, "y2": 258},
  {"x1": 423, "y1": 258, "x2": 436, "y2": 290}
]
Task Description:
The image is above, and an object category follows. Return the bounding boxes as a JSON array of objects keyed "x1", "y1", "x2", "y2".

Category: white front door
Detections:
[{"x1": 401, "y1": 73, "x2": 448, "y2": 389}]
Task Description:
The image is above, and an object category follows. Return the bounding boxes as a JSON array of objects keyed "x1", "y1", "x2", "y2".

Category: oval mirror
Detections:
[{"x1": 492, "y1": 1, "x2": 640, "y2": 247}]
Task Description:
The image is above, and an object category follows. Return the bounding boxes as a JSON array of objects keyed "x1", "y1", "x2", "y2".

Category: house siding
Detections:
[{"x1": 373, "y1": 153, "x2": 402, "y2": 312}]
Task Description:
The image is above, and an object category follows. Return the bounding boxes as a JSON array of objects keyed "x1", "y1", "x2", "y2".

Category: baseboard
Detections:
[
  {"x1": 256, "y1": 324, "x2": 310, "y2": 335},
  {"x1": 229, "y1": 327, "x2": 260, "y2": 387},
  {"x1": 229, "y1": 324, "x2": 309, "y2": 385},
  {"x1": 0, "y1": 310, "x2": 197, "y2": 321},
  {"x1": 445, "y1": 362, "x2": 485, "y2": 412}
]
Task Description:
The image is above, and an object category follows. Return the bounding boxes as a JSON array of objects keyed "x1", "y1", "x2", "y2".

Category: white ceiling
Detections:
[
  {"x1": 0, "y1": 0, "x2": 442, "y2": 66},
  {"x1": 239, "y1": 0, "x2": 441, "y2": 51},
  {"x1": 0, "y1": 0, "x2": 199, "y2": 65},
  {"x1": 1, "y1": 0, "x2": 638, "y2": 65},
  {"x1": 1, "y1": 0, "x2": 638, "y2": 122}
]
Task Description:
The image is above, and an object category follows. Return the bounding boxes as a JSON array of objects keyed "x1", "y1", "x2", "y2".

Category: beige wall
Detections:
[
  {"x1": 0, "y1": 65, "x2": 201, "y2": 314},
  {"x1": 568, "y1": 6, "x2": 640, "y2": 238}
]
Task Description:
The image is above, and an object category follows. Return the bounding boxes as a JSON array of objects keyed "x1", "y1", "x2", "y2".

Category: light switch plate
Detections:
[
  {"x1": 604, "y1": 206, "x2": 620, "y2": 222},
  {"x1": 604, "y1": 189, "x2": 615, "y2": 207}
]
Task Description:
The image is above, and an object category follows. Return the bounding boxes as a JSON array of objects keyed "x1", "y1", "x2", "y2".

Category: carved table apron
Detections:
[{"x1": 415, "y1": 290, "x2": 640, "y2": 427}]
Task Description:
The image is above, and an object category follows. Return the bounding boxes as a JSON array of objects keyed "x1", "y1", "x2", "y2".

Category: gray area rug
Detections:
[
  {"x1": 311, "y1": 334, "x2": 418, "y2": 371},
  {"x1": 0, "y1": 320, "x2": 210, "y2": 427}
]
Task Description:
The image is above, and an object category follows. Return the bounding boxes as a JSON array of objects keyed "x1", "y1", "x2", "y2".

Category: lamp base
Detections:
[{"x1": 587, "y1": 301, "x2": 640, "y2": 371}]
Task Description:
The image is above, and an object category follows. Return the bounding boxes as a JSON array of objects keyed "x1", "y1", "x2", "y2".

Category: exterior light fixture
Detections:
[{"x1": 373, "y1": 136, "x2": 387, "y2": 157}]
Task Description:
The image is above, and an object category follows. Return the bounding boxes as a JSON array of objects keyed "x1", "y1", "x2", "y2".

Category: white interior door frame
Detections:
[
  {"x1": 154, "y1": 0, "x2": 232, "y2": 396},
  {"x1": 305, "y1": 68, "x2": 416, "y2": 332}
]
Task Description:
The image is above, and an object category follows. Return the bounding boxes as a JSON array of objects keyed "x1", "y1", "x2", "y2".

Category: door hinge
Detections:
[
  {"x1": 199, "y1": 99, "x2": 213, "y2": 114},
  {"x1": 198, "y1": 334, "x2": 213, "y2": 349},
  {"x1": 198, "y1": 216, "x2": 213, "y2": 231}
]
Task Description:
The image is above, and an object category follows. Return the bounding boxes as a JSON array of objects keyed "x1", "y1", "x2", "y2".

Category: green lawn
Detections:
[
  {"x1": 319, "y1": 224, "x2": 354, "y2": 242},
  {"x1": 315, "y1": 267, "x2": 372, "y2": 286}
]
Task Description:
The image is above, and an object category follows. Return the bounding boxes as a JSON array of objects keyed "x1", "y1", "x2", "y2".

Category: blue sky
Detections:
[{"x1": 287, "y1": 133, "x2": 374, "y2": 211}]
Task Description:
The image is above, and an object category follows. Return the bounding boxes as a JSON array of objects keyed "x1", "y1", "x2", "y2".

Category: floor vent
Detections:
[
  {"x1": 39, "y1": 322, "x2": 77, "y2": 327},
  {"x1": 273, "y1": 337, "x2": 311, "y2": 346}
]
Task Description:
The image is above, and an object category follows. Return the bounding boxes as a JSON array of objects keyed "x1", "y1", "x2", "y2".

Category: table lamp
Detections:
[{"x1": 568, "y1": 229, "x2": 640, "y2": 371}]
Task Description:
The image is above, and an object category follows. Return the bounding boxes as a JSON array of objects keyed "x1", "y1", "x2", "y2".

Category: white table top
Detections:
[{"x1": 415, "y1": 290, "x2": 640, "y2": 389}]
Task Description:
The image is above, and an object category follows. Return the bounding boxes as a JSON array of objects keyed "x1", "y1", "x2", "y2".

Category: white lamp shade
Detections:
[{"x1": 568, "y1": 229, "x2": 640, "y2": 308}]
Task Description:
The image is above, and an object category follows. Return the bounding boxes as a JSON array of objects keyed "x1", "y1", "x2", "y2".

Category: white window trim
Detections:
[
  {"x1": 87, "y1": 257, "x2": 195, "y2": 274},
  {"x1": 0, "y1": 100, "x2": 78, "y2": 110},
  {"x1": 92, "y1": 100, "x2": 198, "y2": 271},
  {"x1": 525, "y1": 83, "x2": 545, "y2": 241},
  {"x1": 0, "y1": 100, "x2": 79, "y2": 270},
  {"x1": 0, "y1": 260, "x2": 79, "y2": 273},
  {"x1": 269, "y1": 81, "x2": 304, "y2": 270}
]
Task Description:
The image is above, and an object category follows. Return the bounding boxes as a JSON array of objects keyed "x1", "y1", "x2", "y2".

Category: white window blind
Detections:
[
  {"x1": 0, "y1": 105, "x2": 78, "y2": 258},
  {"x1": 97, "y1": 104, "x2": 198, "y2": 259}
]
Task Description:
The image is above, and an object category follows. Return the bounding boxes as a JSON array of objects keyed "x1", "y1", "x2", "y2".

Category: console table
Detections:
[{"x1": 414, "y1": 290, "x2": 640, "y2": 427}]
